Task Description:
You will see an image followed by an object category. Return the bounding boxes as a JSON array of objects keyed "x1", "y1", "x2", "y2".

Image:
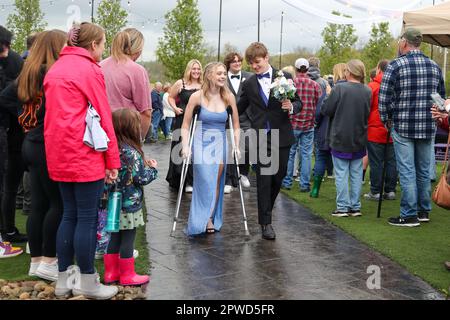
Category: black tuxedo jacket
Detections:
[
  {"x1": 237, "y1": 67, "x2": 302, "y2": 147},
  {"x1": 228, "y1": 70, "x2": 253, "y2": 130}
]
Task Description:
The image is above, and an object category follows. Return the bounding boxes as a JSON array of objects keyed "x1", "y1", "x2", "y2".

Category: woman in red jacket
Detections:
[
  {"x1": 365, "y1": 59, "x2": 398, "y2": 201},
  {"x1": 44, "y1": 22, "x2": 120, "y2": 300}
]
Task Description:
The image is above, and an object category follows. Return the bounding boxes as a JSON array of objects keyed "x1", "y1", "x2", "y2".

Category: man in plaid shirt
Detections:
[
  {"x1": 281, "y1": 58, "x2": 321, "y2": 192},
  {"x1": 379, "y1": 28, "x2": 445, "y2": 227}
]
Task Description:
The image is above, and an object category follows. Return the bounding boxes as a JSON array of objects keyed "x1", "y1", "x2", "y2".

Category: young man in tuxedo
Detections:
[
  {"x1": 223, "y1": 52, "x2": 253, "y2": 193},
  {"x1": 238, "y1": 42, "x2": 302, "y2": 240}
]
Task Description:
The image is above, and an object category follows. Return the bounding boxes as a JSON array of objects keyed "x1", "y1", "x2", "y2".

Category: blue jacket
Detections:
[{"x1": 151, "y1": 89, "x2": 163, "y2": 112}]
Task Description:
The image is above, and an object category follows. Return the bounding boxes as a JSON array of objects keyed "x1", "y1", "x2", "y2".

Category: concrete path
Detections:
[{"x1": 143, "y1": 141, "x2": 443, "y2": 300}]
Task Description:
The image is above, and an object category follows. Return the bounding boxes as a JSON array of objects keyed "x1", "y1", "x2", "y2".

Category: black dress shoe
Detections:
[{"x1": 261, "y1": 224, "x2": 276, "y2": 240}]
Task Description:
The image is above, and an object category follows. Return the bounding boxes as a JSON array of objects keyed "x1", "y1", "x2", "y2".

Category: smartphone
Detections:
[{"x1": 431, "y1": 93, "x2": 446, "y2": 111}]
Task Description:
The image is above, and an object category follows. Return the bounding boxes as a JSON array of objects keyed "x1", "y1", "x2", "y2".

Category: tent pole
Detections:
[{"x1": 444, "y1": 48, "x2": 447, "y2": 84}]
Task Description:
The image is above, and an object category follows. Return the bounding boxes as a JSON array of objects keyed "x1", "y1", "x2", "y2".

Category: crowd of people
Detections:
[{"x1": 0, "y1": 21, "x2": 450, "y2": 300}]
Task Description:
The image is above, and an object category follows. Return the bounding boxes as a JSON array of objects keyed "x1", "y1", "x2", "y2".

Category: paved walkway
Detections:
[{"x1": 143, "y1": 141, "x2": 443, "y2": 300}]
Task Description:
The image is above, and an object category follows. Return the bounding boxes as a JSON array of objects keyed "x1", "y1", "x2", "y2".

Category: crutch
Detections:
[
  {"x1": 171, "y1": 106, "x2": 201, "y2": 236},
  {"x1": 227, "y1": 107, "x2": 250, "y2": 236},
  {"x1": 377, "y1": 120, "x2": 392, "y2": 218}
]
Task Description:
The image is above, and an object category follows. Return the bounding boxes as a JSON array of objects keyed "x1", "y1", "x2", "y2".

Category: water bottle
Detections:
[{"x1": 105, "y1": 183, "x2": 121, "y2": 233}]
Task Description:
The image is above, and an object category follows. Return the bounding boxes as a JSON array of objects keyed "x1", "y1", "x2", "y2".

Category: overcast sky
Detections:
[{"x1": 0, "y1": 0, "x2": 444, "y2": 61}]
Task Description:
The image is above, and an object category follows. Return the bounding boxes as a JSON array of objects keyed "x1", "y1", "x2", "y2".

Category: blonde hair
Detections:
[
  {"x1": 68, "y1": 22, "x2": 104, "y2": 51},
  {"x1": 202, "y1": 62, "x2": 232, "y2": 106},
  {"x1": 346, "y1": 59, "x2": 366, "y2": 84},
  {"x1": 183, "y1": 59, "x2": 203, "y2": 85},
  {"x1": 111, "y1": 28, "x2": 144, "y2": 62},
  {"x1": 282, "y1": 65, "x2": 296, "y2": 78},
  {"x1": 333, "y1": 63, "x2": 347, "y2": 83}
]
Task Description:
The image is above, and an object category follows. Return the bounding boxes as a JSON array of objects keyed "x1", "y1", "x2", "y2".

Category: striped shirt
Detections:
[
  {"x1": 290, "y1": 73, "x2": 322, "y2": 131},
  {"x1": 378, "y1": 50, "x2": 445, "y2": 139}
]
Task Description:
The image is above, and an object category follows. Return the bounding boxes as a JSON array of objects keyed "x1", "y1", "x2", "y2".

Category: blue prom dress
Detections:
[{"x1": 185, "y1": 105, "x2": 228, "y2": 236}]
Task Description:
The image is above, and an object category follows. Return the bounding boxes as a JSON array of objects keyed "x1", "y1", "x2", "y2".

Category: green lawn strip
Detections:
[
  {"x1": 281, "y1": 175, "x2": 450, "y2": 295},
  {"x1": 0, "y1": 209, "x2": 150, "y2": 281}
]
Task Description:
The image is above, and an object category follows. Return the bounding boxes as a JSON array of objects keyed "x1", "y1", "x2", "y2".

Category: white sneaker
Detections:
[
  {"x1": 28, "y1": 261, "x2": 41, "y2": 277},
  {"x1": 35, "y1": 260, "x2": 59, "y2": 282},
  {"x1": 224, "y1": 185, "x2": 232, "y2": 194},
  {"x1": 133, "y1": 249, "x2": 139, "y2": 259},
  {"x1": 26, "y1": 242, "x2": 30, "y2": 254},
  {"x1": 240, "y1": 175, "x2": 251, "y2": 188},
  {"x1": 185, "y1": 185, "x2": 193, "y2": 193}
]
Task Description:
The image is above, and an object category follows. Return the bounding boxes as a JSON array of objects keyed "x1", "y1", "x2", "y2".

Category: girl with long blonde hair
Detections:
[
  {"x1": 180, "y1": 62, "x2": 240, "y2": 236},
  {"x1": 165, "y1": 59, "x2": 203, "y2": 191}
]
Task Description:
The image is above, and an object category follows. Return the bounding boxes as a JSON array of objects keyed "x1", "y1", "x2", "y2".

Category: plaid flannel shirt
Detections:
[
  {"x1": 290, "y1": 73, "x2": 322, "y2": 131},
  {"x1": 378, "y1": 50, "x2": 445, "y2": 139}
]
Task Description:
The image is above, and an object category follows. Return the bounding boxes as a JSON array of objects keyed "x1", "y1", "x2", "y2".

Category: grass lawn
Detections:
[
  {"x1": 0, "y1": 209, "x2": 150, "y2": 282},
  {"x1": 282, "y1": 171, "x2": 450, "y2": 295}
]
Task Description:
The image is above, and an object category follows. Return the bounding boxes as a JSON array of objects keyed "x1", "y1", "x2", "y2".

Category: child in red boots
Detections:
[{"x1": 104, "y1": 109, "x2": 158, "y2": 286}]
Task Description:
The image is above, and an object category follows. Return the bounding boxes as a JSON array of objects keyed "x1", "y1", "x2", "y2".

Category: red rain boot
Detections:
[
  {"x1": 103, "y1": 253, "x2": 120, "y2": 284},
  {"x1": 119, "y1": 257, "x2": 149, "y2": 286}
]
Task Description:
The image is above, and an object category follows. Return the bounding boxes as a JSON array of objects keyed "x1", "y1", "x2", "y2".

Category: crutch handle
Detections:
[
  {"x1": 226, "y1": 106, "x2": 233, "y2": 116},
  {"x1": 193, "y1": 105, "x2": 201, "y2": 116}
]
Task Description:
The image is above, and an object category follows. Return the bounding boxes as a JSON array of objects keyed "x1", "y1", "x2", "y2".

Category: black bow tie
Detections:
[
  {"x1": 257, "y1": 72, "x2": 271, "y2": 79},
  {"x1": 231, "y1": 74, "x2": 240, "y2": 80}
]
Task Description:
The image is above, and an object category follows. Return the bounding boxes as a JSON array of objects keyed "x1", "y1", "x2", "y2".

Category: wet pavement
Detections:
[{"x1": 143, "y1": 141, "x2": 444, "y2": 300}]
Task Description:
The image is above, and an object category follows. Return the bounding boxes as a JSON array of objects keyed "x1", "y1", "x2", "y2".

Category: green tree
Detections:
[
  {"x1": 156, "y1": 0, "x2": 206, "y2": 80},
  {"x1": 318, "y1": 11, "x2": 358, "y2": 75},
  {"x1": 362, "y1": 22, "x2": 396, "y2": 72},
  {"x1": 96, "y1": 0, "x2": 128, "y2": 58},
  {"x1": 6, "y1": 0, "x2": 47, "y2": 54}
]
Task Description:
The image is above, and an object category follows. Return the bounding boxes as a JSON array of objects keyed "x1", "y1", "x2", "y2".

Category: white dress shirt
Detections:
[
  {"x1": 228, "y1": 71, "x2": 242, "y2": 94},
  {"x1": 257, "y1": 67, "x2": 273, "y2": 101}
]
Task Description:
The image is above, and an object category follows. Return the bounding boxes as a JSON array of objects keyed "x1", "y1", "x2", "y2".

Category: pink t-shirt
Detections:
[{"x1": 100, "y1": 57, "x2": 151, "y2": 112}]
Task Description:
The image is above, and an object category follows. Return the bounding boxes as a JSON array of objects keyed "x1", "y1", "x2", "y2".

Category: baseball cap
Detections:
[
  {"x1": 295, "y1": 58, "x2": 309, "y2": 69},
  {"x1": 401, "y1": 28, "x2": 423, "y2": 47}
]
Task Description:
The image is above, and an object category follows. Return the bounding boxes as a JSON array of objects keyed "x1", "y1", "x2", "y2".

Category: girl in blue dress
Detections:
[{"x1": 181, "y1": 62, "x2": 240, "y2": 236}]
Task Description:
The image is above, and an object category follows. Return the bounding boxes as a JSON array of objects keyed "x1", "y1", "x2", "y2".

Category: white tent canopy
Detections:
[{"x1": 403, "y1": 2, "x2": 450, "y2": 48}]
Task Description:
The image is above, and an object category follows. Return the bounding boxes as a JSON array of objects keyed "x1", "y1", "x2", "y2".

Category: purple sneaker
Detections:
[{"x1": 0, "y1": 241, "x2": 23, "y2": 258}]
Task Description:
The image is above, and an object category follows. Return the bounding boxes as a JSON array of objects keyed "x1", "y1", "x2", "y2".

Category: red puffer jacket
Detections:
[
  {"x1": 367, "y1": 72, "x2": 393, "y2": 144},
  {"x1": 44, "y1": 46, "x2": 120, "y2": 182}
]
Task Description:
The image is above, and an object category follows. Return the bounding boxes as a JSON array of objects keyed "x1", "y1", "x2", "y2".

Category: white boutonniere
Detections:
[{"x1": 241, "y1": 77, "x2": 246, "y2": 82}]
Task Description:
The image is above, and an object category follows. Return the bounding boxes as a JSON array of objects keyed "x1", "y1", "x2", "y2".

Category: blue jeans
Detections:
[
  {"x1": 391, "y1": 129, "x2": 432, "y2": 218},
  {"x1": 366, "y1": 142, "x2": 397, "y2": 194},
  {"x1": 160, "y1": 117, "x2": 173, "y2": 138},
  {"x1": 56, "y1": 179, "x2": 104, "y2": 273},
  {"x1": 282, "y1": 129, "x2": 314, "y2": 189},
  {"x1": 150, "y1": 109, "x2": 163, "y2": 141},
  {"x1": 313, "y1": 148, "x2": 332, "y2": 177},
  {"x1": 332, "y1": 156, "x2": 363, "y2": 212},
  {"x1": 430, "y1": 129, "x2": 437, "y2": 180}
]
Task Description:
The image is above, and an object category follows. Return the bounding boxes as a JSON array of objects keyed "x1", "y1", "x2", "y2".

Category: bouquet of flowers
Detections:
[{"x1": 270, "y1": 71, "x2": 296, "y2": 101}]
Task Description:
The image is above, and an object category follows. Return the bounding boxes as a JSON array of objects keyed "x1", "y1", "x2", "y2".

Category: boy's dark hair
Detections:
[
  {"x1": 377, "y1": 59, "x2": 390, "y2": 73},
  {"x1": 296, "y1": 66, "x2": 308, "y2": 73},
  {"x1": 369, "y1": 68, "x2": 377, "y2": 81},
  {"x1": 224, "y1": 52, "x2": 243, "y2": 71},
  {"x1": 0, "y1": 25, "x2": 13, "y2": 47}
]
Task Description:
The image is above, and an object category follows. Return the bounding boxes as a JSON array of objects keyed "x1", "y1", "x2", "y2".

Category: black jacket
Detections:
[
  {"x1": 237, "y1": 67, "x2": 302, "y2": 148},
  {"x1": 0, "y1": 50, "x2": 23, "y2": 129}
]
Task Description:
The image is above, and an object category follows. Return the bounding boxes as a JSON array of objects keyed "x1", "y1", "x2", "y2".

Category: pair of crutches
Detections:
[{"x1": 170, "y1": 106, "x2": 250, "y2": 236}]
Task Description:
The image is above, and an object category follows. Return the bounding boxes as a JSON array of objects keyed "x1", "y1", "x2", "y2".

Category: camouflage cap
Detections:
[{"x1": 401, "y1": 28, "x2": 423, "y2": 47}]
